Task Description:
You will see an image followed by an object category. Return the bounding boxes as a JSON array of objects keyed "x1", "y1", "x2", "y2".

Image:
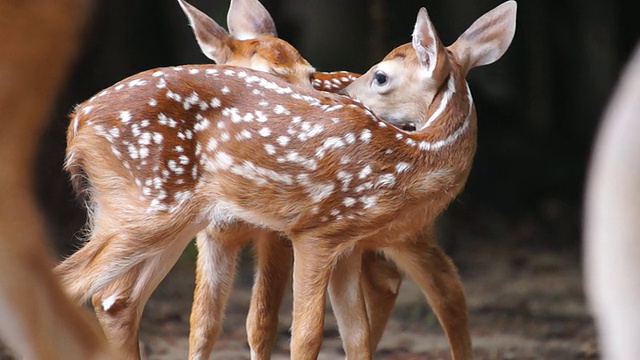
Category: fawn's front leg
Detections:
[
  {"x1": 246, "y1": 232, "x2": 293, "y2": 359},
  {"x1": 328, "y1": 248, "x2": 372, "y2": 359},
  {"x1": 385, "y1": 230, "x2": 473, "y2": 360},
  {"x1": 189, "y1": 226, "x2": 243, "y2": 360},
  {"x1": 289, "y1": 240, "x2": 337, "y2": 360}
]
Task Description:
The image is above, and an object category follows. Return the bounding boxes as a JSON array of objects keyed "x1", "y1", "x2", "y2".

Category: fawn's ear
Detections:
[
  {"x1": 227, "y1": 0, "x2": 277, "y2": 40},
  {"x1": 178, "y1": 0, "x2": 232, "y2": 63},
  {"x1": 449, "y1": 1, "x2": 517, "y2": 76},
  {"x1": 411, "y1": 7, "x2": 442, "y2": 76}
]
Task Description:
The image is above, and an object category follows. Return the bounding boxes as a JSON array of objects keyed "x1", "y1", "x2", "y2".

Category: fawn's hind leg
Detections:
[
  {"x1": 188, "y1": 225, "x2": 245, "y2": 360},
  {"x1": 91, "y1": 234, "x2": 193, "y2": 359},
  {"x1": 246, "y1": 232, "x2": 293, "y2": 360},
  {"x1": 385, "y1": 230, "x2": 472, "y2": 360},
  {"x1": 360, "y1": 250, "x2": 402, "y2": 349},
  {"x1": 329, "y1": 248, "x2": 372, "y2": 359}
]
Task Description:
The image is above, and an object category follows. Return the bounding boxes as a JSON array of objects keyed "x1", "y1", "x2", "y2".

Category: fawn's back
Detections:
[{"x1": 67, "y1": 65, "x2": 470, "y2": 241}]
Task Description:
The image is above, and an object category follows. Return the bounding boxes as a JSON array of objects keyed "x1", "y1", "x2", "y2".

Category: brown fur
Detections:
[{"x1": 56, "y1": 1, "x2": 517, "y2": 360}]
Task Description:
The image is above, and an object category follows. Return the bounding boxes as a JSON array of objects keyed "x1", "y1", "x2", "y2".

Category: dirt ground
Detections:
[
  {"x1": 0, "y1": 222, "x2": 599, "y2": 360},
  {"x1": 136, "y1": 234, "x2": 598, "y2": 360}
]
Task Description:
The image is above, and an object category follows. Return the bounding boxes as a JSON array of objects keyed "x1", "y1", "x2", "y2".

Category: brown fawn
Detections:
[
  {"x1": 56, "y1": 1, "x2": 516, "y2": 359},
  {"x1": 585, "y1": 44, "x2": 640, "y2": 360},
  {"x1": 177, "y1": 1, "x2": 392, "y2": 359},
  {"x1": 179, "y1": 1, "x2": 407, "y2": 358},
  {"x1": 56, "y1": 0, "x2": 382, "y2": 359}
]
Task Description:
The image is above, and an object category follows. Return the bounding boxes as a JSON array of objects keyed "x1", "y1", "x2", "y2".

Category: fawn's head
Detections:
[
  {"x1": 342, "y1": 1, "x2": 517, "y2": 131},
  {"x1": 178, "y1": 0, "x2": 315, "y2": 88}
]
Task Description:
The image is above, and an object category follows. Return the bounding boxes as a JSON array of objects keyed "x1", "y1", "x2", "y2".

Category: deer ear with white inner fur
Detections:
[
  {"x1": 448, "y1": 0, "x2": 517, "y2": 76},
  {"x1": 227, "y1": 0, "x2": 277, "y2": 40},
  {"x1": 412, "y1": 7, "x2": 441, "y2": 76},
  {"x1": 177, "y1": 0, "x2": 232, "y2": 63}
]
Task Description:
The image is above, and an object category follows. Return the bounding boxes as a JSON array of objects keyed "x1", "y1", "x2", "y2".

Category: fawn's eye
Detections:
[
  {"x1": 401, "y1": 122, "x2": 417, "y2": 132},
  {"x1": 373, "y1": 71, "x2": 388, "y2": 86}
]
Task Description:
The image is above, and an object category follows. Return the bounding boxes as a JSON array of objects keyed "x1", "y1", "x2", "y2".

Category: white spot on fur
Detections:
[
  {"x1": 129, "y1": 79, "x2": 147, "y2": 87},
  {"x1": 359, "y1": 195, "x2": 377, "y2": 209},
  {"x1": 376, "y1": 174, "x2": 396, "y2": 188},
  {"x1": 206, "y1": 152, "x2": 234, "y2": 172},
  {"x1": 119, "y1": 111, "x2": 131, "y2": 123},
  {"x1": 315, "y1": 137, "x2": 345, "y2": 158},
  {"x1": 344, "y1": 133, "x2": 356, "y2": 144},
  {"x1": 254, "y1": 110, "x2": 268, "y2": 123},
  {"x1": 194, "y1": 115, "x2": 211, "y2": 132},
  {"x1": 273, "y1": 104, "x2": 290, "y2": 115},
  {"x1": 343, "y1": 197, "x2": 356, "y2": 207},
  {"x1": 109, "y1": 127, "x2": 120, "y2": 138},
  {"x1": 166, "y1": 90, "x2": 182, "y2": 102},
  {"x1": 396, "y1": 162, "x2": 411, "y2": 173},
  {"x1": 183, "y1": 92, "x2": 200, "y2": 110},
  {"x1": 355, "y1": 182, "x2": 373, "y2": 193},
  {"x1": 206, "y1": 138, "x2": 218, "y2": 152},
  {"x1": 236, "y1": 130, "x2": 252, "y2": 140},
  {"x1": 138, "y1": 132, "x2": 151, "y2": 145},
  {"x1": 337, "y1": 171, "x2": 353, "y2": 191},
  {"x1": 222, "y1": 107, "x2": 243, "y2": 123},
  {"x1": 340, "y1": 156, "x2": 351, "y2": 165},
  {"x1": 258, "y1": 127, "x2": 272, "y2": 137},
  {"x1": 264, "y1": 144, "x2": 276, "y2": 155},
  {"x1": 358, "y1": 165, "x2": 372, "y2": 179},
  {"x1": 277, "y1": 136, "x2": 290, "y2": 146},
  {"x1": 360, "y1": 129, "x2": 372, "y2": 143}
]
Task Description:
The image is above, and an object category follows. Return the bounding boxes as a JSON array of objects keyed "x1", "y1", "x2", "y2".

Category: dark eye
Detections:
[
  {"x1": 401, "y1": 122, "x2": 416, "y2": 132},
  {"x1": 374, "y1": 71, "x2": 388, "y2": 85}
]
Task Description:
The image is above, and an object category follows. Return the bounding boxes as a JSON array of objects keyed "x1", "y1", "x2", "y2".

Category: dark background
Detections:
[{"x1": 36, "y1": 0, "x2": 639, "y2": 257}]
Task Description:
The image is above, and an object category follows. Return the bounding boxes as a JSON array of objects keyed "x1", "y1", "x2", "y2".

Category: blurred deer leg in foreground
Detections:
[
  {"x1": 0, "y1": 0, "x2": 115, "y2": 359},
  {"x1": 585, "y1": 44, "x2": 640, "y2": 360}
]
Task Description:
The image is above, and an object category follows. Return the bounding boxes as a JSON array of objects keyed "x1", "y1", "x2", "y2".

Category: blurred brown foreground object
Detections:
[{"x1": 0, "y1": 1, "x2": 116, "y2": 358}]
